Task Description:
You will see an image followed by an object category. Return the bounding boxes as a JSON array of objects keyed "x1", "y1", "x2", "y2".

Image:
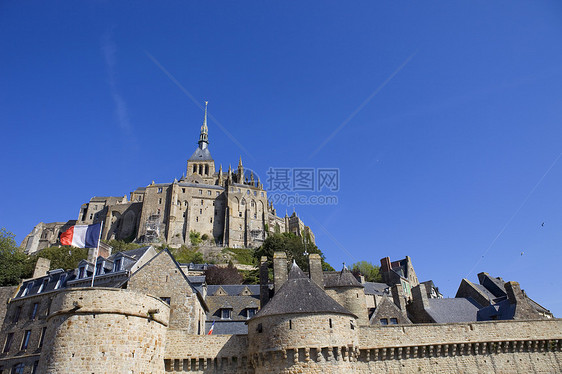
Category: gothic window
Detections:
[{"x1": 254, "y1": 191, "x2": 257, "y2": 196}]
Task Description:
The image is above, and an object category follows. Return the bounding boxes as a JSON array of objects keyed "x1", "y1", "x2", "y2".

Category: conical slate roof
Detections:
[
  {"x1": 189, "y1": 147, "x2": 213, "y2": 161},
  {"x1": 324, "y1": 266, "x2": 364, "y2": 288},
  {"x1": 252, "y1": 262, "x2": 357, "y2": 320}
]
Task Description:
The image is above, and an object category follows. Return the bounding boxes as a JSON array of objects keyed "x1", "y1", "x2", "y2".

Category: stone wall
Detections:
[
  {"x1": 164, "y1": 332, "x2": 250, "y2": 373},
  {"x1": 38, "y1": 287, "x2": 170, "y2": 374}
]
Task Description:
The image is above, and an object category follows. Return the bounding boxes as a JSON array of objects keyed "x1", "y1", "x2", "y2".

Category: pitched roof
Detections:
[
  {"x1": 205, "y1": 320, "x2": 247, "y2": 335},
  {"x1": 189, "y1": 147, "x2": 213, "y2": 161},
  {"x1": 324, "y1": 267, "x2": 363, "y2": 288},
  {"x1": 252, "y1": 262, "x2": 356, "y2": 320},
  {"x1": 425, "y1": 298, "x2": 481, "y2": 323},
  {"x1": 363, "y1": 282, "x2": 390, "y2": 296}
]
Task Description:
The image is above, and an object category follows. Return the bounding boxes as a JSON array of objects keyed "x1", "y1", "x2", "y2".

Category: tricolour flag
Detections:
[
  {"x1": 60, "y1": 223, "x2": 102, "y2": 248},
  {"x1": 208, "y1": 321, "x2": 215, "y2": 335}
]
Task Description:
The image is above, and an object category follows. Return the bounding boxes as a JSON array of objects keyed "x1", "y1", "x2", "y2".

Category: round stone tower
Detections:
[
  {"x1": 38, "y1": 287, "x2": 170, "y2": 374},
  {"x1": 248, "y1": 262, "x2": 359, "y2": 374},
  {"x1": 324, "y1": 265, "x2": 370, "y2": 325}
]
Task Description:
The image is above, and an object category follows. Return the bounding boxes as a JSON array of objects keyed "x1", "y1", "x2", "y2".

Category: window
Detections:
[
  {"x1": 380, "y1": 318, "x2": 388, "y2": 325},
  {"x1": 157, "y1": 187, "x2": 163, "y2": 193},
  {"x1": 113, "y1": 259, "x2": 122, "y2": 272},
  {"x1": 177, "y1": 200, "x2": 181, "y2": 206},
  {"x1": 350, "y1": 320, "x2": 355, "y2": 330},
  {"x1": 199, "y1": 189, "x2": 202, "y2": 195},
  {"x1": 289, "y1": 319, "x2": 292, "y2": 329},
  {"x1": 329, "y1": 318, "x2": 333, "y2": 328},
  {"x1": 78, "y1": 267, "x2": 85, "y2": 279},
  {"x1": 89, "y1": 213, "x2": 93, "y2": 220},
  {"x1": 11, "y1": 363, "x2": 24, "y2": 374},
  {"x1": 55, "y1": 274, "x2": 66, "y2": 289},
  {"x1": 200, "y1": 199, "x2": 204, "y2": 205},
  {"x1": 95, "y1": 262, "x2": 103, "y2": 276},
  {"x1": 239, "y1": 212, "x2": 242, "y2": 217},
  {"x1": 182, "y1": 188, "x2": 186, "y2": 193},
  {"x1": 247, "y1": 308, "x2": 257, "y2": 319},
  {"x1": 257, "y1": 323, "x2": 263, "y2": 333},
  {"x1": 220, "y1": 309, "x2": 231, "y2": 320},
  {"x1": 207, "y1": 190, "x2": 211, "y2": 195},
  {"x1": 37, "y1": 278, "x2": 47, "y2": 293},
  {"x1": 13, "y1": 306, "x2": 22, "y2": 323},
  {"x1": 390, "y1": 318, "x2": 398, "y2": 325},
  {"x1": 183, "y1": 212, "x2": 186, "y2": 218},
  {"x1": 210, "y1": 218, "x2": 212, "y2": 223},
  {"x1": 246, "y1": 190, "x2": 250, "y2": 195},
  {"x1": 30, "y1": 303, "x2": 39, "y2": 320},
  {"x1": 21, "y1": 330, "x2": 31, "y2": 350},
  {"x1": 21, "y1": 283, "x2": 32, "y2": 297},
  {"x1": 157, "y1": 208, "x2": 161, "y2": 215},
  {"x1": 3, "y1": 333, "x2": 13, "y2": 353},
  {"x1": 199, "y1": 209, "x2": 202, "y2": 214},
  {"x1": 216, "y1": 191, "x2": 219, "y2": 196},
  {"x1": 38, "y1": 327, "x2": 46, "y2": 348},
  {"x1": 158, "y1": 198, "x2": 162, "y2": 204},
  {"x1": 32, "y1": 361, "x2": 39, "y2": 374},
  {"x1": 195, "y1": 217, "x2": 198, "y2": 222},
  {"x1": 184, "y1": 201, "x2": 188, "y2": 206}
]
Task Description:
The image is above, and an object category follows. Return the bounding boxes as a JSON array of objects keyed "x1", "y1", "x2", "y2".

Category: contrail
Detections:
[
  {"x1": 309, "y1": 215, "x2": 357, "y2": 262},
  {"x1": 144, "y1": 51, "x2": 255, "y2": 161},
  {"x1": 465, "y1": 150, "x2": 562, "y2": 278},
  {"x1": 309, "y1": 50, "x2": 418, "y2": 159}
]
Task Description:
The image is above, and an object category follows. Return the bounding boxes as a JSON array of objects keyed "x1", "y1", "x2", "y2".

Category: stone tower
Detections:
[{"x1": 186, "y1": 101, "x2": 216, "y2": 184}]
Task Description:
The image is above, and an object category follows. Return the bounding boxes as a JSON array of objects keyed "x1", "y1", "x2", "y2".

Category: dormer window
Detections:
[
  {"x1": 37, "y1": 279, "x2": 48, "y2": 293},
  {"x1": 21, "y1": 283, "x2": 33, "y2": 297},
  {"x1": 95, "y1": 262, "x2": 104, "y2": 276},
  {"x1": 78, "y1": 266, "x2": 85, "y2": 279},
  {"x1": 55, "y1": 274, "x2": 66, "y2": 289},
  {"x1": 113, "y1": 258, "x2": 122, "y2": 272},
  {"x1": 246, "y1": 308, "x2": 257, "y2": 319},
  {"x1": 220, "y1": 308, "x2": 232, "y2": 320}
]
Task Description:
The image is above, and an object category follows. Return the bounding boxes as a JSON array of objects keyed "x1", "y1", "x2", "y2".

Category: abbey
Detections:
[{"x1": 21, "y1": 103, "x2": 314, "y2": 253}]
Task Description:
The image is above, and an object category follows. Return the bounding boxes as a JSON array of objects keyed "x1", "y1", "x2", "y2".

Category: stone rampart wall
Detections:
[{"x1": 38, "y1": 287, "x2": 170, "y2": 374}]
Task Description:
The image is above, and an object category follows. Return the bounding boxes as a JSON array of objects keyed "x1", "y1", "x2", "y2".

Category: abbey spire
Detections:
[{"x1": 198, "y1": 101, "x2": 209, "y2": 150}]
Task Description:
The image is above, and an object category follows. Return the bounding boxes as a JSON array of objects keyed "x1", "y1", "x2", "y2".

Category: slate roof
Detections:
[
  {"x1": 323, "y1": 267, "x2": 363, "y2": 288},
  {"x1": 189, "y1": 147, "x2": 213, "y2": 161},
  {"x1": 207, "y1": 285, "x2": 260, "y2": 296},
  {"x1": 205, "y1": 321, "x2": 248, "y2": 335},
  {"x1": 425, "y1": 298, "x2": 481, "y2": 323},
  {"x1": 363, "y1": 282, "x2": 390, "y2": 296},
  {"x1": 206, "y1": 295, "x2": 260, "y2": 322},
  {"x1": 477, "y1": 299, "x2": 515, "y2": 321},
  {"x1": 252, "y1": 262, "x2": 356, "y2": 320}
]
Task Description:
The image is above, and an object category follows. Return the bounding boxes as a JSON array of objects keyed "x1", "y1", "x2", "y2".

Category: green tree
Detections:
[
  {"x1": 254, "y1": 232, "x2": 333, "y2": 272},
  {"x1": 0, "y1": 228, "x2": 32, "y2": 286},
  {"x1": 351, "y1": 261, "x2": 383, "y2": 282},
  {"x1": 102, "y1": 239, "x2": 143, "y2": 252},
  {"x1": 189, "y1": 231, "x2": 202, "y2": 246},
  {"x1": 32, "y1": 246, "x2": 89, "y2": 271},
  {"x1": 170, "y1": 245, "x2": 204, "y2": 263}
]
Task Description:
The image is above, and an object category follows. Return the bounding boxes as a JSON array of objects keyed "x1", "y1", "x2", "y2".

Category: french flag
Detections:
[
  {"x1": 208, "y1": 321, "x2": 215, "y2": 335},
  {"x1": 60, "y1": 223, "x2": 102, "y2": 248}
]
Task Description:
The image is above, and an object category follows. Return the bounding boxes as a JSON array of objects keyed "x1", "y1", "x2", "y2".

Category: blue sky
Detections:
[{"x1": 1, "y1": 1, "x2": 562, "y2": 316}]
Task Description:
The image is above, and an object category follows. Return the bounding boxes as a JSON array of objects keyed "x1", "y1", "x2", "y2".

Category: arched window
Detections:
[
  {"x1": 193, "y1": 165, "x2": 197, "y2": 173},
  {"x1": 205, "y1": 164, "x2": 209, "y2": 175}
]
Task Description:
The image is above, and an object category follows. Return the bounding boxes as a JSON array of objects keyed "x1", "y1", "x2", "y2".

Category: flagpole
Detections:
[{"x1": 90, "y1": 221, "x2": 104, "y2": 288}]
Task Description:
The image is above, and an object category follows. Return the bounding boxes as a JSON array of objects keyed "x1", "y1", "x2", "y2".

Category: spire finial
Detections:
[
  {"x1": 238, "y1": 155, "x2": 243, "y2": 167},
  {"x1": 198, "y1": 101, "x2": 209, "y2": 149}
]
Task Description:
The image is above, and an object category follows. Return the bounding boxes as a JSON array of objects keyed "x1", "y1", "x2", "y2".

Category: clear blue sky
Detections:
[{"x1": 1, "y1": 1, "x2": 561, "y2": 316}]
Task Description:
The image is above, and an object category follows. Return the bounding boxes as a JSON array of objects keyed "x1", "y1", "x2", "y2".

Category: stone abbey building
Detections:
[
  {"x1": 21, "y1": 103, "x2": 314, "y2": 254},
  {"x1": 0, "y1": 245, "x2": 560, "y2": 374}
]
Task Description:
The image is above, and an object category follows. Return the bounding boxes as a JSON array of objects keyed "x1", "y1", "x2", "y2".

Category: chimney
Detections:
[
  {"x1": 273, "y1": 251, "x2": 288, "y2": 293},
  {"x1": 391, "y1": 284, "x2": 406, "y2": 311},
  {"x1": 308, "y1": 253, "x2": 324, "y2": 289},
  {"x1": 380, "y1": 257, "x2": 391, "y2": 284},
  {"x1": 259, "y1": 256, "x2": 270, "y2": 306},
  {"x1": 505, "y1": 281, "x2": 523, "y2": 305},
  {"x1": 411, "y1": 283, "x2": 429, "y2": 309},
  {"x1": 33, "y1": 258, "x2": 51, "y2": 278}
]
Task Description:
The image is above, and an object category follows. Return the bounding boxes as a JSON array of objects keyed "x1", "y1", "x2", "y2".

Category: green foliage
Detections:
[
  {"x1": 204, "y1": 262, "x2": 243, "y2": 285},
  {"x1": 103, "y1": 239, "x2": 143, "y2": 252},
  {"x1": 201, "y1": 233, "x2": 209, "y2": 241},
  {"x1": 32, "y1": 246, "x2": 89, "y2": 271},
  {"x1": 189, "y1": 231, "x2": 202, "y2": 246},
  {"x1": 351, "y1": 261, "x2": 382, "y2": 282},
  {"x1": 0, "y1": 228, "x2": 33, "y2": 286},
  {"x1": 170, "y1": 245, "x2": 204, "y2": 264},
  {"x1": 254, "y1": 232, "x2": 332, "y2": 272},
  {"x1": 221, "y1": 247, "x2": 256, "y2": 265}
]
